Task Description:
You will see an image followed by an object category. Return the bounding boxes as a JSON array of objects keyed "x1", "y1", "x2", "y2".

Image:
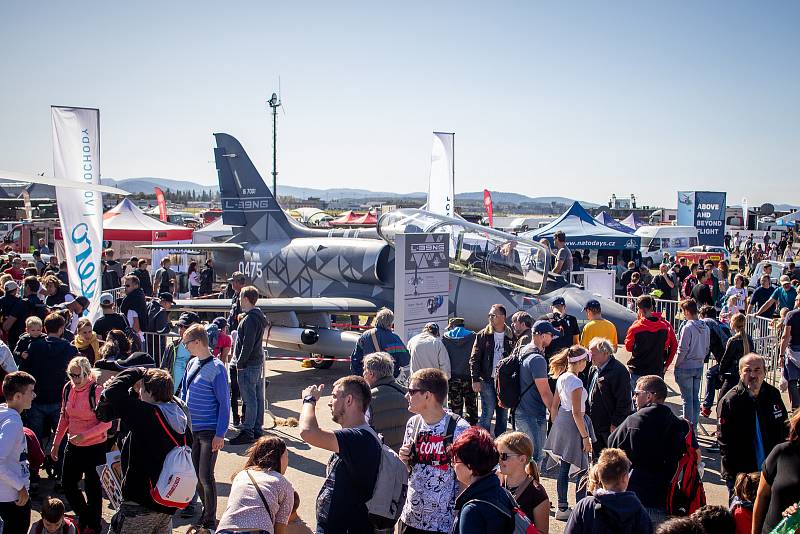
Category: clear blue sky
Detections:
[{"x1": 1, "y1": 1, "x2": 798, "y2": 207}]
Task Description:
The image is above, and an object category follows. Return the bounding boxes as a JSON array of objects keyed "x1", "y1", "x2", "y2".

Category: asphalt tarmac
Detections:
[{"x1": 29, "y1": 347, "x2": 788, "y2": 533}]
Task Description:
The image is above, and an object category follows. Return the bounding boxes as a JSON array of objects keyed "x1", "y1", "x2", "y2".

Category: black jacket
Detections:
[
  {"x1": 199, "y1": 266, "x2": 214, "y2": 295},
  {"x1": 132, "y1": 268, "x2": 153, "y2": 297},
  {"x1": 587, "y1": 356, "x2": 632, "y2": 436},
  {"x1": 228, "y1": 291, "x2": 242, "y2": 331},
  {"x1": 718, "y1": 334, "x2": 754, "y2": 389},
  {"x1": 19, "y1": 336, "x2": 77, "y2": 405},
  {"x1": 44, "y1": 285, "x2": 69, "y2": 308},
  {"x1": 145, "y1": 301, "x2": 171, "y2": 334},
  {"x1": 235, "y1": 307, "x2": 266, "y2": 369},
  {"x1": 608, "y1": 403, "x2": 688, "y2": 508},
  {"x1": 564, "y1": 492, "x2": 653, "y2": 534},
  {"x1": 120, "y1": 287, "x2": 148, "y2": 332},
  {"x1": 469, "y1": 324, "x2": 515, "y2": 382},
  {"x1": 442, "y1": 328, "x2": 476, "y2": 379},
  {"x1": 452, "y1": 473, "x2": 515, "y2": 534},
  {"x1": 717, "y1": 381, "x2": 788, "y2": 479},
  {"x1": 103, "y1": 368, "x2": 192, "y2": 514}
]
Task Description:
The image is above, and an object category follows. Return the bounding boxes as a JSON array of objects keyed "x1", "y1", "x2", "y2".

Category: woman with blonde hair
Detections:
[
  {"x1": 495, "y1": 431, "x2": 550, "y2": 533},
  {"x1": 51, "y1": 356, "x2": 111, "y2": 534},
  {"x1": 544, "y1": 345, "x2": 594, "y2": 521},
  {"x1": 718, "y1": 313, "x2": 754, "y2": 396},
  {"x1": 217, "y1": 435, "x2": 294, "y2": 534},
  {"x1": 73, "y1": 317, "x2": 100, "y2": 364}
]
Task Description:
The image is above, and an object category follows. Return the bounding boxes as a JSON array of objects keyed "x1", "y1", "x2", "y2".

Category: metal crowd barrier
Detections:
[
  {"x1": 108, "y1": 286, "x2": 126, "y2": 303},
  {"x1": 613, "y1": 295, "x2": 682, "y2": 332},
  {"x1": 744, "y1": 314, "x2": 782, "y2": 386}
]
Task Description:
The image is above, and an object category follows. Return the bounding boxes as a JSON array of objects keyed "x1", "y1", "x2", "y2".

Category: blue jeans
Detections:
[
  {"x1": 675, "y1": 366, "x2": 703, "y2": 432},
  {"x1": 478, "y1": 379, "x2": 507, "y2": 437},
  {"x1": 237, "y1": 365, "x2": 265, "y2": 437},
  {"x1": 513, "y1": 411, "x2": 547, "y2": 465},
  {"x1": 556, "y1": 460, "x2": 587, "y2": 510},
  {"x1": 702, "y1": 364, "x2": 720, "y2": 409},
  {"x1": 24, "y1": 402, "x2": 61, "y2": 444}
]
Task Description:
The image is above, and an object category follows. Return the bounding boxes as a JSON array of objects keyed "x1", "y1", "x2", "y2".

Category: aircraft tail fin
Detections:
[{"x1": 214, "y1": 133, "x2": 300, "y2": 242}]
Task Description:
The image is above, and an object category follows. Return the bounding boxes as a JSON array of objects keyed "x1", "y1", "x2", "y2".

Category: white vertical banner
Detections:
[
  {"x1": 427, "y1": 132, "x2": 454, "y2": 217},
  {"x1": 52, "y1": 106, "x2": 103, "y2": 317}
]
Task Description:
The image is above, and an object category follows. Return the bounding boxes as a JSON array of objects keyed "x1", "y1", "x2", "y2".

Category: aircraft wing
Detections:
[
  {"x1": 0, "y1": 171, "x2": 130, "y2": 195},
  {"x1": 137, "y1": 243, "x2": 244, "y2": 251},
  {"x1": 173, "y1": 297, "x2": 380, "y2": 314}
]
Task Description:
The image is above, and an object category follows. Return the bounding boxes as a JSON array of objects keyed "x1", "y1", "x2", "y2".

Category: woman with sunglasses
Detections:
[
  {"x1": 451, "y1": 426, "x2": 518, "y2": 533},
  {"x1": 495, "y1": 431, "x2": 550, "y2": 533},
  {"x1": 544, "y1": 345, "x2": 594, "y2": 521},
  {"x1": 50, "y1": 356, "x2": 112, "y2": 534}
]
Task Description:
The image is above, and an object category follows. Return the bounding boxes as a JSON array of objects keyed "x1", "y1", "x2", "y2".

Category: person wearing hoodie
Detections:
[
  {"x1": 50, "y1": 357, "x2": 111, "y2": 534},
  {"x1": 103, "y1": 366, "x2": 192, "y2": 534},
  {"x1": 230, "y1": 286, "x2": 267, "y2": 445},
  {"x1": 19, "y1": 313, "x2": 77, "y2": 449},
  {"x1": 450, "y1": 426, "x2": 516, "y2": 534},
  {"x1": 623, "y1": 295, "x2": 678, "y2": 391},
  {"x1": 608, "y1": 375, "x2": 690, "y2": 528},
  {"x1": 0, "y1": 371, "x2": 36, "y2": 534},
  {"x1": 408, "y1": 322, "x2": 450, "y2": 377},
  {"x1": 565, "y1": 448, "x2": 652, "y2": 534},
  {"x1": 470, "y1": 304, "x2": 516, "y2": 436},
  {"x1": 442, "y1": 317, "x2": 478, "y2": 425},
  {"x1": 673, "y1": 299, "x2": 710, "y2": 435}
]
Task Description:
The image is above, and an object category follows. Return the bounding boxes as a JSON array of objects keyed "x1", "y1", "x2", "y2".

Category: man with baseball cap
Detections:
[
  {"x1": 515, "y1": 320, "x2": 559, "y2": 464},
  {"x1": 756, "y1": 275, "x2": 797, "y2": 317},
  {"x1": 93, "y1": 292, "x2": 129, "y2": 340},
  {"x1": 546, "y1": 296, "x2": 579, "y2": 356},
  {"x1": 227, "y1": 272, "x2": 247, "y2": 332},
  {"x1": 143, "y1": 293, "x2": 176, "y2": 363},
  {"x1": 580, "y1": 299, "x2": 618, "y2": 348},
  {"x1": 160, "y1": 312, "x2": 201, "y2": 393}
]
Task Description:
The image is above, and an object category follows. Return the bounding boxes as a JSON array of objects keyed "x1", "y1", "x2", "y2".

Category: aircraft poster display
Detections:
[{"x1": 394, "y1": 233, "x2": 450, "y2": 343}]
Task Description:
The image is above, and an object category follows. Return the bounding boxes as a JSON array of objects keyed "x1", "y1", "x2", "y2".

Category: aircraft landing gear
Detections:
[{"x1": 309, "y1": 354, "x2": 334, "y2": 369}]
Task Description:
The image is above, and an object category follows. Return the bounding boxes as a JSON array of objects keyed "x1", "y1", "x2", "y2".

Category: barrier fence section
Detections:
[{"x1": 613, "y1": 295, "x2": 681, "y2": 332}]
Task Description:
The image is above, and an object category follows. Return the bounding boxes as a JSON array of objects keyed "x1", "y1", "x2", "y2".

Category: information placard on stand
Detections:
[{"x1": 394, "y1": 233, "x2": 450, "y2": 343}]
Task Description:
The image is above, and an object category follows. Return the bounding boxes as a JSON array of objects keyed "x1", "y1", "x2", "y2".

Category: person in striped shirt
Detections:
[{"x1": 179, "y1": 323, "x2": 230, "y2": 530}]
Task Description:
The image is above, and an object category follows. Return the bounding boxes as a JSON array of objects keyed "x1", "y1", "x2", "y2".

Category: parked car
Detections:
[{"x1": 676, "y1": 245, "x2": 731, "y2": 265}]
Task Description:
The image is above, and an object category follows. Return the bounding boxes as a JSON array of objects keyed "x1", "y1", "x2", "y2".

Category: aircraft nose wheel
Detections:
[{"x1": 309, "y1": 354, "x2": 334, "y2": 369}]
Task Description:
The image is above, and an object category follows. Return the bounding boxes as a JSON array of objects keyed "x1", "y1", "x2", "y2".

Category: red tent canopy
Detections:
[
  {"x1": 55, "y1": 198, "x2": 193, "y2": 241},
  {"x1": 330, "y1": 210, "x2": 377, "y2": 227}
]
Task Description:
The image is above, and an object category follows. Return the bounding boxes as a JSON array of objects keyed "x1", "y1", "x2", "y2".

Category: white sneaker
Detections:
[{"x1": 555, "y1": 508, "x2": 572, "y2": 521}]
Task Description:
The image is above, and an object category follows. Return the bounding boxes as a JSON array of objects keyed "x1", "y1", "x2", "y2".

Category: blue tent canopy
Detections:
[
  {"x1": 522, "y1": 202, "x2": 641, "y2": 250},
  {"x1": 595, "y1": 211, "x2": 636, "y2": 234}
]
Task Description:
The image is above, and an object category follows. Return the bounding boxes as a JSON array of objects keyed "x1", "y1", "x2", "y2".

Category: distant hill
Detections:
[
  {"x1": 103, "y1": 177, "x2": 216, "y2": 195},
  {"x1": 100, "y1": 178, "x2": 600, "y2": 207}
]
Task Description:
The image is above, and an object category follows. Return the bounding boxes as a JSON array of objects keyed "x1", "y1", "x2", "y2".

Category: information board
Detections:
[{"x1": 394, "y1": 233, "x2": 450, "y2": 343}]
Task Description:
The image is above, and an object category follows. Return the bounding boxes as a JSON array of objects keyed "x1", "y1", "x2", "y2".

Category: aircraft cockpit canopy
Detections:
[{"x1": 378, "y1": 209, "x2": 550, "y2": 295}]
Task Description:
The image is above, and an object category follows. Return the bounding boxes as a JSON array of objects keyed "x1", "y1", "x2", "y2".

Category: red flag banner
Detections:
[
  {"x1": 483, "y1": 189, "x2": 493, "y2": 227},
  {"x1": 154, "y1": 187, "x2": 167, "y2": 222}
]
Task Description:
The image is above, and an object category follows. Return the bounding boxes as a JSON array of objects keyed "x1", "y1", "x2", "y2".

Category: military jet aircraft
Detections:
[{"x1": 150, "y1": 133, "x2": 637, "y2": 364}]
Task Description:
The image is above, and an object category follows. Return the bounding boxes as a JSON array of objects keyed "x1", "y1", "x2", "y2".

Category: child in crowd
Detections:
[
  {"x1": 13, "y1": 316, "x2": 44, "y2": 361},
  {"x1": 27, "y1": 497, "x2": 78, "y2": 534},
  {"x1": 564, "y1": 448, "x2": 652, "y2": 534},
  {"x1": 73, "y1": 317, "x2": 100, "y2": 364},
  {"x1": 730, "y1": 472, "x2": 759, "y2": 534},
  {"x1": 720, "y1": 295, "x2": 739, "y2": 324}
]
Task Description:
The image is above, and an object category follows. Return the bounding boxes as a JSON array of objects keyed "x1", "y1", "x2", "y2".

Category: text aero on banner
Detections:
[{"x1": 52, "y1": 106, "x2": 103, "y2": 317}]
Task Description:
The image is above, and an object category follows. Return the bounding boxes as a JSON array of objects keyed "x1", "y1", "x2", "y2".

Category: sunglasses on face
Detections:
[
  {"x1": 498, "y1": 452, "x2": 519, "y2": 461},
  {"x1": 69, "y1": 372, "x2": 82, "y2": 379},
  {"x1": 406, "y1": 388, "x2": 428, "y2": 396},
  {"x1": 633, "y1": 389, "x2": 652, "y2": 397},
  {"x1": 488, "y1": 313, "x2": 497, "y2": 318}
]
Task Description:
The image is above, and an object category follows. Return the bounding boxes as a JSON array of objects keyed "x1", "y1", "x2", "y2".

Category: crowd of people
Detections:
[{"x1": 0, "y1": 237, "x2": 798, "y2": 534}]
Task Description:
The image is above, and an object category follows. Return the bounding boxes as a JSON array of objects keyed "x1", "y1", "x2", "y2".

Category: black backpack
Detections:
[
  {"x1": 63, "y1": 380, "x2": 98, "y2": 411},
  {"x1": 495, "y1": 345, "x2": 537, "y2": 410}
]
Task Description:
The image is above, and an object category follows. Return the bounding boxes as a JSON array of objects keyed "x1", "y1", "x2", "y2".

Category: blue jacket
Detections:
[
  {"x1": 452, "y1": 473, "x2": 515, "y2": 534},
  {"x1": 350, "y1": 326, "x2": 410, "y2": 376}
]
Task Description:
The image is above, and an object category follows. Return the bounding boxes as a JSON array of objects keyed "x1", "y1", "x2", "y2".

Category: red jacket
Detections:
[{"x1": 624, "y1": 312, "x2": 678, "y2": 377}]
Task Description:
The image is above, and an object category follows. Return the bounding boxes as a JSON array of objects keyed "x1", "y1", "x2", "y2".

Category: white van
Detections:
[{"x1": 636, "y1": 225, "x2": 699, "y2": 267}]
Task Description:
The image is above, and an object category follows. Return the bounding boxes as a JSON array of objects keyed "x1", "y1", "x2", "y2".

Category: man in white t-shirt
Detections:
[{"x1": 399, "y1": 368, "x2": 470, "y2": 533}]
